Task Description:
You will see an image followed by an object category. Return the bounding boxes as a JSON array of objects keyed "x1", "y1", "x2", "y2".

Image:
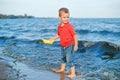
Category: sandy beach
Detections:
[{"x1": 0, "y1": 58, "x2": 70, "y2": 80}]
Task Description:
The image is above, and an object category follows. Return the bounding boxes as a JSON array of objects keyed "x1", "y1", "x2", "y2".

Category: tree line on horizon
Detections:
[{"x1": 0, "y1": 14, "x2": 34, "y2": 19}]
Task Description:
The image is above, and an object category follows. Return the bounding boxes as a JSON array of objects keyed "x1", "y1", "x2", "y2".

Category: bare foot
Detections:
[
  {"x1": 66, "y1": 74, "x2": 76, "y2": 79},
  {"x1": 55, "y1": 69, "x2": 64, "y2": 73}
]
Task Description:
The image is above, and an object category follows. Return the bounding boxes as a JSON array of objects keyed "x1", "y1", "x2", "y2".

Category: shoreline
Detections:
[
  {"x1": 0, "y1": 57, "x2": 69, "y2": 80},
  {"x1": 0, "y1": 47, "x2": 69, "y2": 80}
]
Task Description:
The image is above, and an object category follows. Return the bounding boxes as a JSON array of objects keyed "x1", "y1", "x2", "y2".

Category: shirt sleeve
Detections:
[{"x1": 68, "y1": 24, "x2": 76, "y2": 36}]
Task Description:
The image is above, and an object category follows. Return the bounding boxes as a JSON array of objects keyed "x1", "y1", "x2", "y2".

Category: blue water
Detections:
[
  {"x1": 0, "y1": 18, "x2": 120, "y2": 79},
  {"x1": 0, "y1": 18, "x2": 120, "y2": 44}
]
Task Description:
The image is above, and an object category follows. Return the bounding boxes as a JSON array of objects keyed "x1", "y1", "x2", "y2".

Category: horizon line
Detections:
[{"x1": 0, "y1": 13, "x2": 120, "y2": 19}]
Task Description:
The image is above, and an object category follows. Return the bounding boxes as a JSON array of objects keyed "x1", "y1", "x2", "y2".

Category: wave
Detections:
[
  {"x1": 25, "y1": 39, "x2": 120, "y2": 53},
  {"x1": 33, "y1": 39, "x2": 120, "y2": 49},
  {"x1": 0, "y1": 34, "x2": 120, "y2": 52},
  {"x1": 78, "y1": 40, "x2": 120, "y2": 50},
  {"x1": 77, "y1": 40, "x2": 120, "y2": 61},
  {"x1": 39, "y1": 28, "x2": 120, "y2": 36},
  {"x1": 40, "y1": 29, "x2": 57, "y2": 33},
  {"x1": 4, "y1": 39, "x2": 120, "y2": 60},
  {"x1": 0, "y1": 36, "x2": 15, "y2": 40},
  {"x1": 76, "y1": 29, "x2": 120, "y2": 35}
]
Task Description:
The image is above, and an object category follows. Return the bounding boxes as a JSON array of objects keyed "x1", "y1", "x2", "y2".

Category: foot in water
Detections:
[
  {"x1": 66, "y1": 74, "x2": 76, "y2": 79},
  {"x1": 55, "y1": 69, "x2": 64, "y2": 73}
]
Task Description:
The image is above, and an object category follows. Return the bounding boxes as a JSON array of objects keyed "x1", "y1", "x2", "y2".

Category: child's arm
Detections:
[
  {"x1": 73, "y1": 34, "x2": 78, "y2": 51},
  {"x1": 49, "y1": 34, "x2": 59, "y2": 41}
]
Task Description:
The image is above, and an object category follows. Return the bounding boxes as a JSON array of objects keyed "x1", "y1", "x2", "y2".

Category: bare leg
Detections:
[
  {"x1": 66, "y1": 67, "x2": 76, "y2": 78},
  {"x1": 60, "y1": 72, "x2": 65, "y2": 80},
  {"x1": 56, "y1": 63, "x2": 66, "y2": 73}
]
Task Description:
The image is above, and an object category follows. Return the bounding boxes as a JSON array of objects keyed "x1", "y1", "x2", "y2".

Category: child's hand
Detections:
[
  {"x1": 74, "y1": 45, "x2": 78, "y2": 51},
  {"x1": 42, "y1": 39, "x2": 54, "y2": 44}
]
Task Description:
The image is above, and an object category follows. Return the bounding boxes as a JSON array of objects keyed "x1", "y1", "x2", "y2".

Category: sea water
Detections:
[{"x1": 0, "y1": 18, "x2": 120, "y2": 80}]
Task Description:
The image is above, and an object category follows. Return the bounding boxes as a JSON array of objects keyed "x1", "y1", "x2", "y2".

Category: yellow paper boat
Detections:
[{"x1": 42, "y1": 39, "x2": 54, "y2": 44}]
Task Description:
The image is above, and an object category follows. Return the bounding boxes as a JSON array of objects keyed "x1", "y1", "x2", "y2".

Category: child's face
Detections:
[{"x1": 59, "y1": 12, "x2": 69, "y2": 24}]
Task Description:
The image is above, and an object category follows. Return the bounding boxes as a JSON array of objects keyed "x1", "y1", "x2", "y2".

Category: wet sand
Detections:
[
  {"x1": 14, "y1": 62, "x2": 69, "y2": 80},
  {"x1": 0, "y1": 58, "x2": 69, "y2": 80}
]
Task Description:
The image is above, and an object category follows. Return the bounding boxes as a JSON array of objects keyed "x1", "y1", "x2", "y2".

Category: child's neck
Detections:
[
  {"x1": 60, "y1": 23, "x2": 64, "y2": 27},
  {"x1": 60, "y1": 22, "x2": 68, "y2": 27}
]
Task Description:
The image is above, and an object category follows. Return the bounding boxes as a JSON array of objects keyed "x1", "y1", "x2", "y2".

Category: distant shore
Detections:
[
  {"x1": 0, "y1": 14, "x2": 35, "y2": 19},
  {"x1": 0, "y1": 14, "x2": 120, "y2": 19}
]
